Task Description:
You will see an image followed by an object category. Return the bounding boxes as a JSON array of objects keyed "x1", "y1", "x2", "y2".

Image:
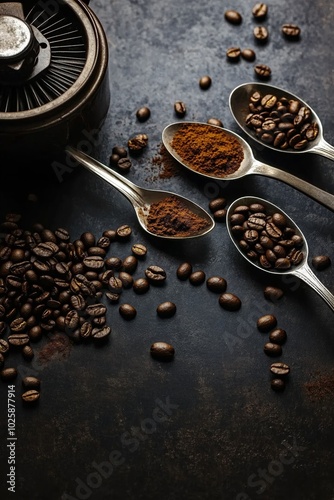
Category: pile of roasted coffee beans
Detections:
[
  {"x1": 257, "y1": 313, "x2": 290, "y2": 392},
  {"x1": 229, "y1": 201, "x2": 305, "y2": 271},
  {"x1": 245, "y1": 91, "x2": 319, "y2": 151}
]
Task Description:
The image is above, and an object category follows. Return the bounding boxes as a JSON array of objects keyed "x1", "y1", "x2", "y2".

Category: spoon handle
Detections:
[
  {"x1": 293, "y1": 263, "x2": 334, "y2": 312},
  {"x1": 65, "y1": 146, "x2": 143, "y2": 207},
  {"x1": 312, "y1": 137, "x2": 334, "y2": 162},
  {"x1": 252, "y1": 160, "x2": 334, "y2": 212}
]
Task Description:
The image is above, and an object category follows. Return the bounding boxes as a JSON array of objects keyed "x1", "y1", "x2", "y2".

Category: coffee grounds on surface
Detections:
[
  {"x1": 170, "y1": 123, "x2": 244, "y2": 177},
  {"x1": 150, "y1": 143, "x2": 181, "y2": 179},
  {"x1": 146, "y1": 195, "x2": 211, "y2": 237},
  {"x1": 304, "y1": 369, "x2": 334, "y2": 402}
]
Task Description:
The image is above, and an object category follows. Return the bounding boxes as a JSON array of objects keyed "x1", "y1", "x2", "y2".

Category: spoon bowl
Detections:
[
  {"x1": 226, "y1": 196, "x2": 334, "y2": 311},
  {"x1": 229, "y1": 82, "x2": 334, "y2": 161},
  {"x1": 162, "y1": 122, "x2": 334, "y2": 211},
  {"x1": 66, "y1": 146, "x2": 215, "y2": 240}
]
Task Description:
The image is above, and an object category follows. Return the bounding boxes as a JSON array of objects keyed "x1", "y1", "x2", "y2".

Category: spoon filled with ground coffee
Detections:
[
  {"x1": 66, "y1": 146, "x2": 214, "y2": 239},
  {"x1": 226, "y1": 196, "x2": 334, "y2": 312},
  {"x1": 162, "y1": 122, "x2": 334, "y2": 212}
]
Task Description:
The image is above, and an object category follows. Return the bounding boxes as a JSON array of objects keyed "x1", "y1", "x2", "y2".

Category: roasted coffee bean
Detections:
[
  {"x1": 86, "y1": 303, "x2": 107, "y2": 317},
  {"x1": 117, "y1": 157, "x2": 132, "y2": 172},
  {"x1": 105, "y1": 256, "x2": 123, "y2": 270},
  {"x1": 199, "y1": 75, "x2": 212, "y2": 90},
  {"x1": 131, "y1": 243, "x2": 147, "y2": 258},
  {"x1": 8, "y1": 333, "x2": 30, "y2": 347},
  {"x1": 116, "y1": 225, "x2": 132, "y2": 239},
  {"x1": 92, "y1": 325, "x2": 111, "y2": 341},
  {"x1": 252, "y1": 3, "x2": 268, "y2": 20},
  {"x1": 275, "y1": 258, "x2": 291, "y2": 270},
  {"x1": 119, "y1": 303, "x2": 137, "y2": 320},
  {"x1": 1, "y1": 367, "x2": 18, "y2": 381},
  {"x1": 136, "y1": 106, "x2": 151, "y2": 122},
  {"x1": 128, "y1": 133, "x2": 148, "y2": 152},
  {"x1": 150, "y1": 341, "x2": 175, "y2": 361},
  {"x1": 32, "y1": 242, "x2": 59, "y2": 258},
  {"x1": 241, "y1": 48, "x2": 256, "y2": 61},
  {"x1": 254, "y1": 64, "x2": 271, "y2": 79},
  {"x1": 22, "y1": 376, "x2": 40, "y2": 389},
  {"x1": 174, "y1": 101, "x2": 187, "y2": 117},
  {"x1": 257, "y1": 314, "x2": 277, "y2": 332},
  {"x1": 207, "y1": 118, "x2": 223, "y2": 127},
  {"x1": 28, "y1": 325, "x2": 42, "y2": 342},
  {"x1": 83, "y1": 255, "x2": 105, "y2": 270},
  {"x1": 312, "y1": 255, "x2": 331, "y2": 271},
  {"x1": 65, "y1": 310, "x2": 80, "y2": 330},
  {"x1": 112, "y1": 146, "x2": 127, "y2": 158},
  {"x1": 206, "y1": 276, "x2": 227, "y2": 293},
  {"x1": 70, "y1": 294, "x2": 86, "y2": 311},
  {"x1": 22, "y1": 389, "x2": 40, "y2": 403},
  {"x1": 108, "y1": 276, "x2": 123, "y2": 294},
  {"x1": 253, "y1": 26, "x2": 269, "y2": 42},
  {"x1": 9, "y1": 317, "x2": 27, "y2": 333},
  {"x1": 271, "y1": 378, "x2": 285, "y2": 392},
  {"x1": 80, "y1": 322, "x2": 92, "y2": 339},
  {"x1": 118, "y1": 271, "x2": 134, "y2": 289},
  {"x1": 226, "y1": 47, "x2": 241, "y2": 61},
  {"x1": 224, "y1": 9, "x2": 242, "y2": 25},
  {"x1": 87, "y1": 246, "x2": 106, "y2": 258},
  {"x1": 133, "y1": 278, "x2": 150, "y2": 294},
  {"x1": 264, "y1": 286, "x2": 284, "y2": 302},
  {"x1": 122, "y1": 255, "x2": 138, "y2": 274},
  {"x1": 270, "y1": 362, "x2": 290, "y2": 377},
  {"x1": 189, "y1": 270, "x2": 206, "y2": 286},
  {"x1": 209, "y1": 197, "x2": 227, "y2": 213},
  {"x1": 157, "y1": 301, "x2": 176, "y2": 318},
  {"x1": 22, "y1": 345, "x2": 34, "y2": 360},
  {"x1": 105, "y1": 292, "x2": 121, "y2": 303},
  {"x1": 218, "y1": 293, "x2": 241, "y2": 311},
  {"x1": 0, "y1": 339, "x2": 10, "y2": 354},
  {"x1": 282, "y1": 23, "x2": 301, "y2": 39},
  {"x1": 264, "y1": 342, "x2": 282, "y2": 357},
  {"x1": 269, "y1": 328, "x2": 287, "y2": 345},
  {"x1": 213, "y1": 209, "x2": 227, "y2": 222},
  {"x1": 0, "y1": 321, "x2": 6, "y2": 335},
  {"x1": 145, "y1": 265, "x2": 166, "y2": 283}
]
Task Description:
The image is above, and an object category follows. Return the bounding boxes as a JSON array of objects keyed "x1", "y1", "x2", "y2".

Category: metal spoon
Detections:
[
  {"x1": 162, "y1": 122, "x2": 334, "y2": 212},
  {"x1": 226, "y1": 196, "x2": 334, "y2": 312},
  {"x1": 229, "y1": 82, "x2": 334, "y2": 161},
  {"x1": 65, "y1": 146, "x2": 215, "y2": 240}
]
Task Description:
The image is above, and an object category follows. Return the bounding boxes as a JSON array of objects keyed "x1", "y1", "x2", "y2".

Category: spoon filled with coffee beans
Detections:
[
  {"x1": 226, "y1": 196, "x2": 334, "y2": 312},
  {"x1": 66, "y1": 146, "x2": 214, "y2": 240},
  {"x1": 229, "y1": 82, "x2": 334, "y2": 160},
  {"x1": 162, "y1": 122, "x2": 334, "y2": 211}
]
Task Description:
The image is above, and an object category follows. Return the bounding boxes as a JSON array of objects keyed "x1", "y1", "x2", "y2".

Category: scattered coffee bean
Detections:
[
  {"x1": 132, "y1": 277, "x2": 150, "y2": 294},
  {"x1": 131, "y1": 243, "x2": 147, "y2": 258},
  {"x1": 264, "y1": 342, "x2": 282, "y2": 357},
  {"x1": 118, "y1": 272, "x2": 134, "y2": 289},
  {"x1": 119, "y1": 303, "x2": 137, "y2": 320},
  {"x1": 199, "y1": 75, "x2": 212, "y2": 90},
  {"x1": 241, "y1": 48, "x2": 256, "y2": 61},
  {"x1": 128, "y1": 134, "x2": 148, "y2": 152},
  {"x1": 254, "y1": 63, "x2": 271, "y2": 79},
  {"x1": 270, "y1": 362, "x2": 290, "y2": 377},
  {"x1": 22, "y1": 389, "x2": 40, "y2": 403},
  {"x1": 176, "y1": 262, "x2": 193, "y2": 280},
  {"x1": 226, "y1": 47, "x2": 241, "y2": 61},
  {"x1": 206, "y1": 276, "x2": 227, "y2": 293},
  {"x1": 282, "y1": 24, "x2": 301, "y2": 39},
  {"x1": 8, "y1": 333, "x2": 30, "y2": 347},
  {"x1": 22, "y1": 376, "x2": 40, "y2": 389},
  {"x1": 122, "y1": 255, "x2": 138, "y2": 274},
  {"x1": 271, "y1": 378, "x2": 285, "y2": 392},
  {"x1": 145, "y1": 265, "x2": 167, "y2": 284},
  {"x1": 207, "y1": 118, "x2": 223, "y2": 127},
  {"x1": 252, "y1": 3, "x2": 268, "y2": 20},
  {"x1": 92, "y1": 326, "x2": 111, "y2": 341},
  {"x1": 117, "y1": 157, "x2": 132, "y2": 172},
  {"x1": 269, "y1": 328, "x2": 287, "y2": 345},
  {"x1": 112, "y1": 146, "x2": 127, "y2": 158},
  {"x1": 22, "y1": 345, "x2": 34, "y2": 360},
  {"x1": 224, "y1": 9, "x2": 242, "y2": 25},
  {"x1": 174, "y1": 101, "x2": 187, "y2": 117},
  {"x1": 136, "y1": 106, "x2": 151, "y2": 122},
  {"x1": 257, "y1": 314, "x2": 277, "y2": 332},
  {"x1": 189, "y1": 270, "x2": 206, "y2": 286},
  {"x1": 150, "y1": 341, "x2": 175, "y2": 361},
  {"x1": 109, "y1": 153, "x2": 120, "y2": 167},
  {"x1": 218, "y1": 293, "x2": 241, "y2": 311},
  {"x1": 312, "y1": 255, "x2": 331, "y2": 271},
  {"x1": 1, "y1": 367, "x2": 18, "y2": 381},
  {"x1": 116, "y1": 225, "x2": 132, "y2": 239},
  {"x1": 253, "y1": 26, "x2": 269, "y2": 42},
  {"x1": 156, "y1": 301, "x2": 176, "y2": 318}
]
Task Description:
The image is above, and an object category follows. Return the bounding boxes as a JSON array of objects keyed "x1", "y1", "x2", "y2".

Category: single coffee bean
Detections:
[
  {"x1": 254, "y1": 64, "x2": 271, "y2": 79},
  {"x1": 22, "y1": 345, "x2": 34, "y2": 360},
  {"x1": 9, "y1": 317, "x2": 27, "y2": 333},
  {"x1": 8, "y1": 333, "x2": 30, "y2": 347},
  {"x1": 207, "y1": 118, "x2": 223, "y2": 127},
  {"x1": 64, "y1": 310, "x2": 80, "y2": 330},
  {"x1": 206, "y1": 276, "x2": 227, "y2": 293},
  {"x1": 28, "y1": 325, "x2": 43, "y2": 342},
  {"x1": 271, "y1": 378, "x2": 285, "y2": 392},
  {"x1": 1, "y1": 367, "x2": 18, "y2": 381},
  {"x1": 116, "y1": 225, "x2": 132, "y2": 239},
  {"x1": 213, "y1": 209, "x2": 227, "y2": 222},
  {"x1": 282, "y1": 24, "x2": 301, "y2": 39},
  {"x1": 174, "y1": 101, "x2": 186, "y2": 117},
  {"x1": 105, "y1": 291, "x2": 121, "y2": 303},
  {"x1": 108, "y1": 276, "x2": 123, "y2": 294},
  {"x1": 209, "y1": 197, "x2": 226, "y2": 213},
  {"x1": 112, "y1": 146, "x2": 127, "y2": 158},
  {"x1": 252, "y1": 3, "x2": 268, "y2": 20},
  {"x1": 133, "y1": 277, "x2": 150, "y2": 294},
  {"x1": 128, "y1": 133, "x2": 148, "y2": 151},
  {"x1": 264, "y1": 286, "x2": 284, "y2": 302},
  {"x1": 176, "y1": 262, "x2": 192, "y2": 280},
  {"x1": 86, "y1": 303, "x2": 107, "y2": 317},
  {"x1": 136, "y1": 106, "x2": 151, "y2": 122},
  {"x1": 254, "y1": 26, "x2": 269, "y2": 42},
  {"x1": 22, "y1": 389, "x2": 40, "y2": 403},
  {"x1": 219, "y1": 293, "x2": 241, "y2": 311},
  {"x1": 270, "y1": 362, "x2": 290, "y2": 377},
  {"x1": 92, "y1": 325, "x2": 111, "y2": 341},
  {"x1": 264, "y1": 342, "x2": 282, "y2": 357},
  {"x1": 22, "y1": 376, "x2": 40, "y2": 389},
  {"x1": 0, "y1": 339, "x2": 9, "y2": 354},
  {"x1": 119, "y1": 303, "x2": 137, "y2": 320},
  {"x1": 241, "y1": 48, "x2": 256, "y2": 61},
  {"x1": 226, "y1": 47, "x2": 241, "y2": 61},
  {"x1": 150, "y1": 341, "x2": 175, "y2": 361},
  {"x1": 131, "y1": 243, "x2": 147, "y2": 258},
  {"x1": 80, "y1": 322, "x2": 93, "y2": 339},
  {"x1": 122, "y1": 255, "x2": 138, "y2": 274},
  {"x1": 83, "y1": 255, "x2": 105, "y2": 270},
  {"x1": 117, "y1": 157, "x2": 132, "y2": 172},
  {"x1": 118, "y1": 271, "x2": 133, "y2": 289},
  {"x1": 312, "y1": 255, "x2": 331, "y2": 271},
  {"x1": 199, "y1": 75, "x2": 212, "y2": 90},
  {"x1": 274, "y1": 258, "x2": 291, "y2": 270},
  {"x1": 257, "y1": 314, "x2": 277, "y2": 332},
  {"x1": 224, "y1": 9, "x2": 242, "y2": 25},
  {"x1": 269, "y1": 328, "x2": 287, "y2": 345},
  {"x1": 189, "y1": 270, "x2": 206, "y2": 286},
  {"x1": 105, "y1": 256, "x2": 123, "y2": 270},
  {"x1": 145, "y1": 265, "x2": 167, "y2": 283},
  {"x1": 156, "y1": 301, "x2": 176, "y2": 318}
]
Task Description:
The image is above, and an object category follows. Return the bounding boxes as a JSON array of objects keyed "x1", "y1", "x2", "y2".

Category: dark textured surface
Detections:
[{"x1": 1, "y1": 1, "x2": 334, "y2": 499}]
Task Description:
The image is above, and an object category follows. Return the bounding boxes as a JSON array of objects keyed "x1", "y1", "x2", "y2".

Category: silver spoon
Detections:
[
  {"x1": 65, "y1": 146, "x2": 215, "y2": 240},
  {"x1": 162, "y1": 121, "x2": 334, "y2": 212},
  {"x1": 226, "y1": 196, "x2": 334, "y2": 312},
  {"x1": 229, "y1": 81, "x2": 334, "y2": 161}
]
